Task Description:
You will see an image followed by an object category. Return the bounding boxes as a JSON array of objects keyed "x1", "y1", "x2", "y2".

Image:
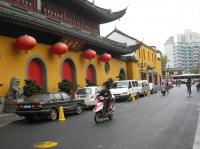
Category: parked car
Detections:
[
  {"x1": 75, "y1": 86, "x2": 103, "y2": 107},
  {"x1": 110, "y1": 80, "x2": 138, "y2": 102},
  {"x1": 149, "y1": 83, "x2": 157, "y2": 94},
  {"x1": 137, "y1": 80, "x2": 150, "y2": 97},
  {"x1": 15, "y1": 92, "x2": 84, "y2": 121}
]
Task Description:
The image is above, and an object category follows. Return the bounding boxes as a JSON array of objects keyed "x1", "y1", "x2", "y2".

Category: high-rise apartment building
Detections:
[
  {"x1": 164, "y1": 36, "x2": 174, "y2": 68},
  {"x1": 164, "y1": 30, "x2": 200, "y2": 73}
]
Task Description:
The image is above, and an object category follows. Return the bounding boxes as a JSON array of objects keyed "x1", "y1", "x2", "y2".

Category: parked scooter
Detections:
[
  {"x1": 161, "y1": 87, "x2": 166, "y2": 96},
  {"x1": 93, "y1": 96, "x2": 115, "y2": 124}
]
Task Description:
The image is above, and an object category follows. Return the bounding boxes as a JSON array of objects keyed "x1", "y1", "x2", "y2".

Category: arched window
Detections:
[
  {"x1": 62, "y1": 59, "x2": 77, "y2": 89},
  {"x1": 119, "y1": 68, "x2": 126, "y2": 80},
  {"x1": 87, "y1": 64, "x2": 96, "y2": 84},
  {"x1": 28, "y1": 58, "x2": 47, "y2": 90}
]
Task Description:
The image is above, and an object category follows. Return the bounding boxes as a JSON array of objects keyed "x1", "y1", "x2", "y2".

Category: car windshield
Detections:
[
  {"x1": 111, "y1": 82, "x2": 129, "y2": 88},
  {"x1": 76, "y1": 88, "x2": 92, "y2": 95},
  {"x1": 27, "y1": 94, "x2": 50, "y2": 102}
]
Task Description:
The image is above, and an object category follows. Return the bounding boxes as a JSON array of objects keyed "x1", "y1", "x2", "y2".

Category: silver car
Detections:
[{"x1": 75, "y1": 86, "x2": 103, "y2": 107}]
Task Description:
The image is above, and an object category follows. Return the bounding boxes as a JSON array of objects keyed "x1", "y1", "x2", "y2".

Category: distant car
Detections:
[
  {"x1": 15, "y1": 92, "x2": 84, "y2": 121},
  {"x1": 75, "y1": 86, "x2": 103, "y2": 107},
  {"x1": 137, "y1": 80, "x2": 150, "y2": 97},
  {"x1": 149, "y1": 83, "x2": 157, "y2": 94}
]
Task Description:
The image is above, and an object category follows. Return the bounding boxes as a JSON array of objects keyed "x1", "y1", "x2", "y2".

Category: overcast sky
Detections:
[{"x1": 88, "y1": 0, "x2": 200, "y2": 53}]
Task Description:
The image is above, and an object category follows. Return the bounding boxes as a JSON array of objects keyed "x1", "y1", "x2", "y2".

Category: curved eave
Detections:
[
  {"x1": 69, "y1": 0, "x2": 127, "y2": 23},
  {"x1": 99, "y1": 8, "x2": 127, "y2": 24},
  {"x1": 0, "y1": 2, "x2": 131, "y2": 55}
]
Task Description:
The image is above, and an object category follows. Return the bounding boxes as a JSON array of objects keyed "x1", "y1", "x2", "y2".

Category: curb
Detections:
[{"x1": 0, "y1": 114, "x2": 24, "y2": 127}]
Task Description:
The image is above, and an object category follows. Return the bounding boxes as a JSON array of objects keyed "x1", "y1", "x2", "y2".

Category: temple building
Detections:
[
  {"x1": 0, "y1": 0, "x2": 160, "y2": 97},
  {"x1": 107, "y1": 29, "x2": 162, "y2": 85}
]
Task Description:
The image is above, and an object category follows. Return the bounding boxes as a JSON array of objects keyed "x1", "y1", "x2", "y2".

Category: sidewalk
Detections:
[{"x1": 0, "y1": 113, "x2": 24, "y2": 127}]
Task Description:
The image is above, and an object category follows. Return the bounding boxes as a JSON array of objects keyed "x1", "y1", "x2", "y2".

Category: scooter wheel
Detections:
[{"x1": 94, "y1": 113, "x2": 101, "y2": 124}]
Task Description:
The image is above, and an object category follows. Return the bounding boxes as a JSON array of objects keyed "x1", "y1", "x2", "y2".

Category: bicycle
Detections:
[{"x1": 187, "y1": 86, "x2": 192, "y2": 97}]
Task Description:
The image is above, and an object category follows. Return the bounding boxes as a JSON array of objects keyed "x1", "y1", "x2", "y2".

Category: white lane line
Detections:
[{"x1": 193, "y1": 113, "x2": 200, "y2": 149}]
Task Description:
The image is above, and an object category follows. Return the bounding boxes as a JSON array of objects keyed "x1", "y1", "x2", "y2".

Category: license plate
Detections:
[{"x1": 23, "y1": 105, "x2": 32, "y2": 109}]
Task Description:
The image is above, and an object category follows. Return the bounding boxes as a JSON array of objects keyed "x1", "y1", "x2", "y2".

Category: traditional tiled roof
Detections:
[
  {"x1": 67, "y1": 0, "x2": 127, "y2": 23},
  {"x1": 0, "y1": 1, "x2": 139, "y2": 56}
]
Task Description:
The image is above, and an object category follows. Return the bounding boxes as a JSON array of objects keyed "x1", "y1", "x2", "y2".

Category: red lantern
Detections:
[
  {"x1": 100, "y1": 53, "x2": 112, "y2": 62},
  {"x1": 82, "y1": 49, "x2": 96, "y2": 60},
  {"x1": 51, "y1": 42, "x2": 68, "y2": 57},
  {"x1": 16, "y1": 35, "x2": 37, "y2": 53}
]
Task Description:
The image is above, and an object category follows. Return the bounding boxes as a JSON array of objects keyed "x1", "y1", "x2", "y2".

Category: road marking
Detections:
[
  {"x1": 193, "y1": 113, "x2": 200, "y2": 149},
  {"x1": 33, "y1": 141, "x2": 58, "y2": 148}
]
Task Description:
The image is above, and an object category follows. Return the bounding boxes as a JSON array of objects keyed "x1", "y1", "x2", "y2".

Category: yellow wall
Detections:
[
  {"x1": 126, "y1": 44, "x2": 162, "y2": 84},
  {"x1": 0, "y1": 36, "x2": 126, "y2": 96}
]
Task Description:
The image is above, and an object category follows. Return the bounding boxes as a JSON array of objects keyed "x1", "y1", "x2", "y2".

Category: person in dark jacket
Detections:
[{"x1": 98, "y1": 84, "x2": 112, "y2": 113}]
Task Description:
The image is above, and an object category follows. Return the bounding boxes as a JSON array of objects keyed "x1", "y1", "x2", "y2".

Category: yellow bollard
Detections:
[
  {"x1": 132, "y1": 95, "x2": 136, "y2": 102},
  {"x1": 147, "y1": 91, "x2": 151, "y2": 96},
  {"x1": 59, "y1": 106, "x2": 65, "y2": 121}
]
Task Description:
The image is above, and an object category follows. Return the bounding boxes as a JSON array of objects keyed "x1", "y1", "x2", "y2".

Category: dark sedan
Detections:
[{"x1": 15, "y1": 92, "x2": 84, "y2": 121}]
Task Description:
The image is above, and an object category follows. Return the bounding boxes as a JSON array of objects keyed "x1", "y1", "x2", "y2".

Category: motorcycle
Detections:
[
  {"x1": 93, "y1": 96, "x2": 115, "y2": 124},
  {"x1": 161, "y1": 87, "x2": 166, "y2": 96}
]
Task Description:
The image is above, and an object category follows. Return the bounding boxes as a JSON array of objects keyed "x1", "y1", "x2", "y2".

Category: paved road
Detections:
[{"x1": 0, "y1": 86, "x2": 200, "y2": 149}]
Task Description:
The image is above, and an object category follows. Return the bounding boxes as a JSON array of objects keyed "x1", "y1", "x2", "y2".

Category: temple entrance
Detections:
[
  {"x1": 62, "y1": 59, "x2": 76, "y2": 89},
  {"x1": 149, "y1": 73, "x2": 152, "y2": 83},
  {"x1": 87, "y1": 64, "x2": 96, "y2": 84},
  {"x1": 28, "y1": 58, "x2": 47, "y2": 91},
  {"x1": 119, "y1": 68, "x2": 126, "y2": 80}
]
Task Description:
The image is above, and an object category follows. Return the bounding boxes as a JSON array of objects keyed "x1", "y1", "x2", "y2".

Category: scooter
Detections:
[
  {"x1": 93, "y1": 96, "x2": 115, "y2": 124},
  {"x1": 161, "y1": 87, "x2": 166, "y2": 96}
]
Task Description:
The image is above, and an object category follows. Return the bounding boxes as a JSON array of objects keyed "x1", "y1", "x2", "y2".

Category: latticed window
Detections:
[{"x1": 5, "y1": 0, "x2": 36, "y2": 11}]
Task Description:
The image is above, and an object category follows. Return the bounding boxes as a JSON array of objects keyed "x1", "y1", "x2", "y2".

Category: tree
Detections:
[
  {"x1": 23, "y1": 80, "x2": 42, "y2": 97},
  {"x1": 85, "y1": 79, "x2": 97, "y2": 87},
  {"x1": 161, "y1": 54, "x2": 168, "y2": 69},
  {"x1": 58, "y1": 79, "x2": 72, "y2": 94},
  {"x1": 191, "y1": 67, "x2": 199, "y2": 74}
]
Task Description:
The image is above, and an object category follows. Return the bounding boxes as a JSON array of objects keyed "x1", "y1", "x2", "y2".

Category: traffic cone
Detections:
[
  {"x1": 147, "y1": 91, "x2": 151, "y2": 96},
  {"x1": 132, "y1": 95, "x2": 136, "y2": 102},
  {"x1": 59, "y1": 106, "x2": 65, "y2": 121}
]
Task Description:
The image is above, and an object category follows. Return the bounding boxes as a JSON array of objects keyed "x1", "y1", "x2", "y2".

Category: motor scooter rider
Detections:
[{"x1": 98, "y1": 84, "x2": 112, "y2": 113}]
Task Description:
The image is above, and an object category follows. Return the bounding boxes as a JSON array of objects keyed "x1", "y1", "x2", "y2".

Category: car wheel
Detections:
[
  {"x1": 75, "y1": 104, "x2": 82, "y2": 114},
  {"x1": 127, "y1": 94, "x2": 132, "y2": 101},
  {"x1": 49, "y1": 108, "x2": 58, "y2": 121}
]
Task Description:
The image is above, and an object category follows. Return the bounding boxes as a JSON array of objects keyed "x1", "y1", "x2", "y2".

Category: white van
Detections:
[
  {"x1": 137, "y1": 80, "x2": 150, "y2": 97},
  {"x1": 110, "y1": 80, "x2": 138, "y2": 102}
]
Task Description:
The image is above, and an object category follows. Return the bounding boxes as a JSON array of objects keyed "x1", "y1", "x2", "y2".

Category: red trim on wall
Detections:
[
  {"x1": 28, "y1": 59, "x2": 44, "y2": 85},
  {"x1": 62, "y1": 61, "x2": 73, "y2": 82},
  {"x1": 87, "y1": 65, "x2": 93, "y2": 83}
]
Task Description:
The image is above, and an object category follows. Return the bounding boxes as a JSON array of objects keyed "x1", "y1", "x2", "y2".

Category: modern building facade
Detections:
[
  {"x1": 164, "y1": 30, "x2": 200, "y2": 73},
  {"x1": 164, "y1": 36, "x2": 174, "y2": 68}
]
